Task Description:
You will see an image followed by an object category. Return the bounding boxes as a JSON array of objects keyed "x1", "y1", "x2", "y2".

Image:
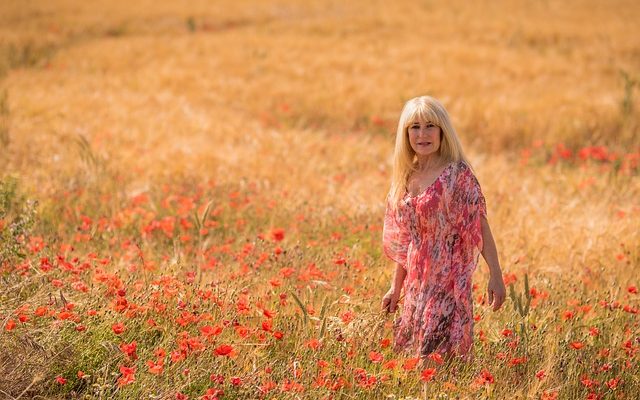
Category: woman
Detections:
[{"x1": 381, "y1": 96, "x2": 506, "y2": 361}]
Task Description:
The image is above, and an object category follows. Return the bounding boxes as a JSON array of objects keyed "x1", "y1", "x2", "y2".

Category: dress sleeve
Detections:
[
  {"x1": 448, "y1": 163, "x2": 487, "y2": 262},
  {"x1": 382, "y1": 198, "x2": 411, "y2": 269}
]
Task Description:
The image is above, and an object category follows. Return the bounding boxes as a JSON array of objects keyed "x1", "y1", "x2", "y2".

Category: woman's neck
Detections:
[{"x1": 415, "y1": 154, "x2": 444, "y2": 172}]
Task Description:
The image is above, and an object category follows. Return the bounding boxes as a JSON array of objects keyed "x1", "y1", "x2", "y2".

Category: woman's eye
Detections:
[{"x1": 409, "y1": 123, "x2": 435, "y2": 130}]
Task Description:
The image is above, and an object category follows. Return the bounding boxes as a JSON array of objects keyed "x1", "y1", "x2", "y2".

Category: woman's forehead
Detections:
[{"x1": 408, "y1": 117, "x2": 436, "y2": 124}]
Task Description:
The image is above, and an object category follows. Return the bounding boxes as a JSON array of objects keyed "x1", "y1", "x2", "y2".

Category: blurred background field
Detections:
[{"x1": 0, "y1": 0, "x2": 639, "y2": 399}]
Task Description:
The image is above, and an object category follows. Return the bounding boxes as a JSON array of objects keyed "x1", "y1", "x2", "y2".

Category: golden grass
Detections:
[{"x1": 0, "y1": 0, "x2": 639, "y2": 398}]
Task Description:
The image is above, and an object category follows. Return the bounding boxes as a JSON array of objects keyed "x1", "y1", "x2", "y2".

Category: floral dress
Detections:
[{"x1": 382, "y1": 160, "x2": 487, "y2": 359}]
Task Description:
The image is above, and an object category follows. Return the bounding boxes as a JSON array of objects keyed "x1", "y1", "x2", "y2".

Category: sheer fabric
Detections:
[{"x1": 382, "y1": 161, "x2": 486, "y2": 359}]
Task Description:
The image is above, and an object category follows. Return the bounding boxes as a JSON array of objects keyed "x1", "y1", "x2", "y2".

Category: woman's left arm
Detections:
[{"x1": 480, "y1": 215, "x2": 506, "y2": 311}]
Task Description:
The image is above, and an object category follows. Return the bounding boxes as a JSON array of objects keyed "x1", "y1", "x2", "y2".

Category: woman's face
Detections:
[{"x1": 407, "y1": 119, "x2": 441, "y2": 156}]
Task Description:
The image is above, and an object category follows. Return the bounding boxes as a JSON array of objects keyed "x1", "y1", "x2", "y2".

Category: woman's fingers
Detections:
[
  {"x1": 382, "y1": 296, "x2": 391, "y2": 312},
  {"x1": 492, "y1": 292, "x2": 504, "y2": 311},
  {"x1": 382, "y1": 296, "x2": 399, "y2": 313}
]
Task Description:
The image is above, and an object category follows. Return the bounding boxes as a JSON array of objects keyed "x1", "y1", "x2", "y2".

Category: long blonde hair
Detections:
[{"x1": 387, "y1": 96, "x2": 473, "y2": 208}]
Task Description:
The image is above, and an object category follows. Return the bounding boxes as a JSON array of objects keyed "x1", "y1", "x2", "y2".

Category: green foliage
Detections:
[
  {"x1": 620, "y1": 70, "x2": 638, "y2": 119},
  {"x1": 0, "y1": 40, "x2": 57, "y2": 76},
  {"x1": 0, "y1": 88, "x2": 9, "y2": 148},
  {"x1": 74, "y1": 133, "x2": 106, "y2": 173},
  {"x1": 508, "y1": 273, "x2": 533, "y2": 349},
  {"x1": 0, "y1": 177, "x2": 37, "y2": 264},
  {"x1": 509, "y1": 273, "x2": 532, "y2": 319},
  {"x1": 186, "y1": 16, "x2": 197, "y2": 32}
]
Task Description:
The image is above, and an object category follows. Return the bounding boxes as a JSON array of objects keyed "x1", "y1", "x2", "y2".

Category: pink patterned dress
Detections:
[{"x1": 382, "y1": 160, "x2": 487, "y2": 359}]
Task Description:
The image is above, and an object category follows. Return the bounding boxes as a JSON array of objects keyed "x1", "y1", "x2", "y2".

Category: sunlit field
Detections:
[{"x1": 1, "y1": 0, "x2": 639, "y2": 399}]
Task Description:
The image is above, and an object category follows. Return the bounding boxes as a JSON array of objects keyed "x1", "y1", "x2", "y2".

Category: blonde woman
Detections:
[{"x1": 381, "y1": 96, "x2": 506, "y2": 361}]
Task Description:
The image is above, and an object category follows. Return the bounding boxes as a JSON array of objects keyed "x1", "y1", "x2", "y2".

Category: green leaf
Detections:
[{"x1": 290, "y1": 291, "x2": 308, "y2": 323}]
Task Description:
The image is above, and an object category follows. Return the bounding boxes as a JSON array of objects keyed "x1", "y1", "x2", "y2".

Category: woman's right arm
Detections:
[
  {"x1": 382, "y1": 263, "x2": 407, "y2": 313},
  {"x1": 382, "y1": 198, "x2": 410, "y2": 313}
]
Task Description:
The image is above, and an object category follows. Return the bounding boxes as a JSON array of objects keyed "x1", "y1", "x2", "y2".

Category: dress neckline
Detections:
[{"x1": 404, "y1": 161, "x2": 456, "y2": 199}]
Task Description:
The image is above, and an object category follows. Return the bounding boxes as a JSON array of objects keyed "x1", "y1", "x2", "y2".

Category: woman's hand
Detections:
[
  {"x1": 381, "y1": 287, "x2": 401, "y2": 313},
  {"x1": 479, "y1": 217, "x2": 506, "y2": 311},
  {"x1": 487, "y1": 274, "x2": 506, "y2": 311}
]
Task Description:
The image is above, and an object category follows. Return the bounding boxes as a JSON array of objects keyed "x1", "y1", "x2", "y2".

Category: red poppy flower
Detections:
[
  {"x1": 402, "y1": 358, "x2": 419, "y2": 371},
  {"x1": 112, "y1": 322, "x2": 125, "y2": 335},
  {"x1": 235, "y1": 325, "x2": 249, "y2": 338},
  {"x1": 562, "y1": 310, "x2": 575, "y2": 321},
  {"x1": 580, "y1": 375, "x2": 596, "y2": 388},
  {"x1": 34, "y1": 306, "x2": 48, "y2": 317},
  {"x1": 475, "y1": 369, "x2": 494, "y2": 385},
  {"x1": 146, "y1": 359, "x2": 164, "y2": 374},
  {"x1": 501, "y1": 328, "x2": 513, "y2": 337},
  {"x1": 427, "y1": 352, "x2": 443, "y2": 364},
  {"x1": 58, "y1": 311, "x2": 73, "y2": 320},
  {"x1": 340, "y1": 311, "x2": 355, "y2": 324},
  {"x1": 117, "y1": 365, "x2": 136, "y2": 387},
  {"x1": 261, "y1": 320, "x2": 272, "y2": 332},
  {"x1": 508, "y1": 356, "x2": 527, "y2": 367},
  {"x1": 606, "y1": 377, "x2": 621, "y2": 390},
  {"x1": 269, "y1": 279, "x2": 281, "y2": 287},
  {"x1": 231, "y1": 376, "x2": 243, "y2": 386},
  {"x1": 368, "y1": 351, "x2": 383, "y2": 363},
  {"x1": 271, "y1": 228, "x2": 285, "y2": 241},
  {"x1": 263, "y1": 308, "x2": 275, "y2": 318},
  {"x1": 421, "y1": 368, "x2": 436, "y2": 382},
  {"x1": 200, "y1": 325, "x2": 223, "y2": 338},
  {"x1": 382, "y1": 359, "x2": 397, "y2": 369},
  {"x1": 214, "y1": 344, "x2": 234, "y2": 356},
  {"x1": 5, "y1": 319, "x2": 16, "y2": 331},
  {"x1": 119, "y1": 341, "x2": 137, "y2": 360}
]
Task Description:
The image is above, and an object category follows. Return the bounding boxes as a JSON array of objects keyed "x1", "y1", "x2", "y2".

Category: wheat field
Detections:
[{"x1": 0, "y1": 0, "x2": 639, "y2": 399}]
